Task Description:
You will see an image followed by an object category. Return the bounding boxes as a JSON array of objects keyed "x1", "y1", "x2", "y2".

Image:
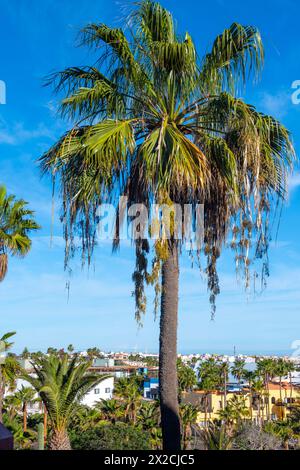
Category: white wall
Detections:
[
  {"x1": 5, "y1": 376, "x2": 115, "y2": 412},
  {"x1": 81, "y1": 377, "x2": 115, "y2": 407}
]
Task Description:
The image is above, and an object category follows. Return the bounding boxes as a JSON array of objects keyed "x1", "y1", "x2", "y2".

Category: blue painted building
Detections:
[{"x1": 143, "y1": 377, "x2": 159, "y2": 399}]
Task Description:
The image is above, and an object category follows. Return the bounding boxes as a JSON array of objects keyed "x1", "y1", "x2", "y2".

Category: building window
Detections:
[
  {"x1": 105, "y1": 388, "x2": 111, "y2": 393},
  {"x1": 94, "y1": 388, "x2": 100, "y2": 395},
  {"x1": 271, "y1": 397, "x2": 276, "y2": 404}
]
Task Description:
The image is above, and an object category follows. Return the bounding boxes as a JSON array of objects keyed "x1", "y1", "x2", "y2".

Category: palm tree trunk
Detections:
[
  {"x1": 159, "y1": 244, "x2": 181, "y2": 451},
  {"x1": 249, "y1": 386, "x2": 253, "y2": 420},
  {"x1": 266, "y1": 377, "x2": 270, "y2": 420},
  {"x1": 279, "y1": 377, "x2": 282, "y2": 402},
  {"x1": 43, "y1": 406, "x2": 47, "y2": 447},
  {"x1": 49, "y1": 428, "x2": 71, "y2": 450},
  {"x1": 224, "y1": 371, "x2": 227, "y2": 408},
  {"x1": 23, "y1": 403, "x2": 27, "y2": 432},
  {"x1": 204, "y1": 397, "x2": 208, "y2": 428}
]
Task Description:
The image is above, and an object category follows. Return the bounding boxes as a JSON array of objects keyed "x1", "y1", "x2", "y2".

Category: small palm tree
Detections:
[
  {"x1": 219, "y1": 395, "x2": 249, "y2": 427},
  {"x1": 86, "y1": 347, "x2": 102, "y2": 360},
  {"x1": 96, "y1": 398, "x2": 125, "y2": 424},
  {"x1": 138, "y1": 401, "x2": 161, "y2": 449},
  {"x1": 68, "y1": 404, "x2": 101, "y2": 432},
  {"x1": 0, "y1": 331, "x2": 21, "y2": 423},
  {"x1": 264, "y1": 420, "x2": 295, "y2": 450},
  {"x1": 0, "y1": 185, "x2": 40, "y2": 281},
  {"x1": 114, "y1": 377, "x2": 142, "y2": 425},
  {"x1": 14, "y1": 385, "x2": 38, "y2": 432},
  {"x1": 20, "y1": 347, "x2": 31, "y2": 360},
  {"x1": 231, "y1": 359, "x2": 246, "y2": 388},
  {"x1": 3, "y1": 394, "x2": 22, "y2": 420},
  {"x1": 177, "y1": 359, "x2": 197, "y2": 399},
  {"x1": 180, "y1": 403, "x2": 198, "y2": 449},
  {"x1": 3, "y1": 413, "x2": 36, "y2": 450},
  {"x1": 67, "y1": 344, "x2": 75, "y2": 354},
  {"x1": 200, "y1": 421, "x2": 233, "y2": 450},
  {"x1": 23, "y1": 354, "x2": 110, "y2": 450}
]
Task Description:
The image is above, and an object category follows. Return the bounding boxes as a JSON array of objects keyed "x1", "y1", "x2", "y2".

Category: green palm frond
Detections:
[
  {"x1": 0, "y1": 186, "x2": 40, "y2": 281},
  {"x1": 134, "y1": 0, "x2": 175, "y2": 44},
  {"x1": 46, "y1": 66, "x2": 113, "y2": 94},
  {"x1": 61, "y1": 80, "x2": 125, "y2": 120},
  {"x1": 84, "y1": 119, "x2": 136, "y2": 163},
  {"x1": 200, "y1": 23, "x2": 264, "y2": 94},
  {"x1": 23, "y1": 354, "x2": 111, "y2": 431},
  {"x1": 150, "y1": 34, "x2": 196, "y2": 74}
]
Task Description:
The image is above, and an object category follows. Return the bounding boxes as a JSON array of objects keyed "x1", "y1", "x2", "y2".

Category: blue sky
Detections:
[{"x1": 0, "y1": 0, "x2": 300, "y2": 354}]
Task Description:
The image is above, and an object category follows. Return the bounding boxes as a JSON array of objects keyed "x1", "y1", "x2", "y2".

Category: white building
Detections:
[
  {"x1": 6, "y1": 376, "x2": 115, "y2": 413},
  {"x1": 81, "y1": 377, "x2": 114, "y2": 407}
]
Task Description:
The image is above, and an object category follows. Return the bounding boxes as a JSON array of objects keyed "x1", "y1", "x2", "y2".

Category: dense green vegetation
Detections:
[{"x1": 1, "y1": 341, "x2": 300, "y2": 450}]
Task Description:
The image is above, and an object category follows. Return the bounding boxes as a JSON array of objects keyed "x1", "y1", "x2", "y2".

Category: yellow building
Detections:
[{"x1": 182, "y1": 382, "x2": 300, "y2": 426}]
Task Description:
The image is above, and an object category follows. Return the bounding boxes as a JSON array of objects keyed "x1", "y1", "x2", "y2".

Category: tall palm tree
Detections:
[
  {"x1": 220, "y1": 361, "x2": 229, "y2": 409},
  {"x1": 256, "y1": 358, "x2": 276, "y2": 420},
  {"x1": 23, "y1": 354, "x2": 110, "y2": 450},
  {"x1": 284, "y1": 360, "x2": 295, "y2": 403},
  {"x1": 0, "y1": 331, "x2": 21, "y2": 423},
  {"x1": 0, "y1": 185, "x2": 40, "y2": 281},
  {"x1": 252, "y1": 377, "x2": 265, "y2": 425},
  {"x1": 274, "y1": 359, "x2": 290, "y2": 403},
  {"x1": 243, "y1": 370, "x2": 256, "y2": 419},
  {"x1": 198, "y1": 358, "x2": 222, "y2": 425},
  {"x1": 231, "y1": 358, "x2": 246, "y2": 388},
  {"x1": 40, "y1": 1, "x2": 294, "y2": 449},
  {"x1": 177, "y1": 359, "x2": 197, "y2": 399}
]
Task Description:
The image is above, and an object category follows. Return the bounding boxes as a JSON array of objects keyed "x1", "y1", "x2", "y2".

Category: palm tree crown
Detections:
[
  {"x1": 41, "y1": 1, "x2": 294, "y2": 315},
  {"x1": 23, "y1": 354, "x2": 110, "y2": 450},
  {"x1": 0, "y1": 185, "x2": 40, "y2": 281}
]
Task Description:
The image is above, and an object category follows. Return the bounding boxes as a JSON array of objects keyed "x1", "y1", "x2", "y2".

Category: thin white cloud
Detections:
[
  {"x1": 0, "y1": 120, "x2": 57, "y2": 145},
  {"x1": 258, "y1": 91, "x2": 291, "y2": 119},
  {"x1": 289, "y1": 172, "x2": 300, "y2": 191}
]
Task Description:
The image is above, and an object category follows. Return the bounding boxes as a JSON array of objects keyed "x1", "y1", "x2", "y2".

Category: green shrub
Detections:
[{"x1": 71, "y1": 423, "x2": 152, "y2": 450}]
